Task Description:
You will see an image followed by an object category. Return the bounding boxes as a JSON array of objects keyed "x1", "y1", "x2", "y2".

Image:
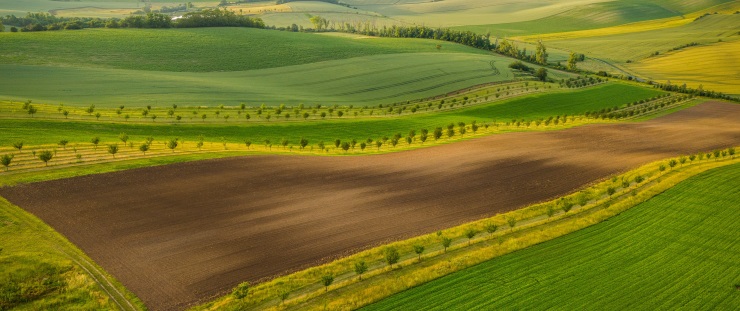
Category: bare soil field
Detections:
[{"x1": 1, "y1": 102, "x2": 738, "y2": 311}]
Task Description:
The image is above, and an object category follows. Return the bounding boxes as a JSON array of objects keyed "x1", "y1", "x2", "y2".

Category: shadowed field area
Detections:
[{"x1": 0, "y1": 102, "x2": 738, "y2": 310}]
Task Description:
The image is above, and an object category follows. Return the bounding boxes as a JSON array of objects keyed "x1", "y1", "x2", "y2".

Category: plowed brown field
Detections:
[{"x1": 2, "y1": 102, "x2": 739, "y2": 311}]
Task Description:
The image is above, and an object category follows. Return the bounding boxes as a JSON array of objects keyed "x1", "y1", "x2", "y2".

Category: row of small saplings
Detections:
[
  {"x1": 584, "y1": 94, "x2": 691, "y2": 120},
  {"x1": 6, "y1": 82, "x2": 542, "y2": 122},
  {"x1": 226, "y1": 147, "x2": 738, "y2": 307},
  {"x1": 0, "y1": 117, "x2": 586, "y2": 171}
]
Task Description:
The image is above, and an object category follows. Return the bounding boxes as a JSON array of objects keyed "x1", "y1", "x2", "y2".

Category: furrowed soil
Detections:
[{"x1": 1, "y1": 102, "x2": 738, "y2": 311}]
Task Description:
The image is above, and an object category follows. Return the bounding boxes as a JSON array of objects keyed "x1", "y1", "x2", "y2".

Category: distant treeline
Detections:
[{"x1": 1, "y1": 9, "x2": 264, "y2": 32}]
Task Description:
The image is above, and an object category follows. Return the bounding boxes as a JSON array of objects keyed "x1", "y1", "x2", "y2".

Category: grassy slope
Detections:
[
  {"x1": 364, "y1": 162, "x2": 740, "y2": 310},
  {"x1": 0, "y1": 196, "x2": 144, "y2": 310},
  {"x1": 0, "y1": 27, "x2": 485, "y2": 72},
  {"x1": 0, "y1": 83, "x2": 663, "y2": 146},
  {"x1": 628, "y1": 40, "x2": 740, "y2": 95},
  {"x1": 544, "y1": 13, "x2": 740, "y2": 63},
  {"x1": 0, "y1": 52, "x2": 515, "y2": 107}
]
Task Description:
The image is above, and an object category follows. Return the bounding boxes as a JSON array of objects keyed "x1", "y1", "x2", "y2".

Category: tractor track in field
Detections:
[{"x1": 1, "y1": 102, "x2": 738, "y2": 311}]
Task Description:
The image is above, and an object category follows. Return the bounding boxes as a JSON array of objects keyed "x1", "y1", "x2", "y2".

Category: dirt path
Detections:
[{"x1": 1, "y1": 102, "x2": 738, "y2": 311}]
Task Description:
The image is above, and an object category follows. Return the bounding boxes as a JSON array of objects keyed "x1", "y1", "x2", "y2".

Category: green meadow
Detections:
[{"x1": 365, "y1": 162, "x2": 740, "y2": 310}]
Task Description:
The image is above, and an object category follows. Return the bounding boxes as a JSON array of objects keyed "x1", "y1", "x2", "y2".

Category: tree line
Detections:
[{"x1": 1, "y1": 9, "x2": 264, "y2": 32}]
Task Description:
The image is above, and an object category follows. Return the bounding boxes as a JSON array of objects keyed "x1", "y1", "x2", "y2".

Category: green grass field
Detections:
[
  {"x1": 364, "y1": 162, "x2": 740, "y2": 310},
  {"x1": 0, "y1": 83, "x2": 663, "y2": 146},
  {"x1": 0, "y1": 27, "x2": 533, "y2": 106},
  {"x1": 0, "y1": 28, "x2": 487, "y2": 72}
]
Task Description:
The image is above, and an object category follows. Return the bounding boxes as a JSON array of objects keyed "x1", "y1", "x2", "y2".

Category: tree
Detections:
[
  {"x1": 465, "y1": 228, "x2": 478, "y2": 245},
  {"x1": 607, "y1": 187, "x2": 616, "y2": 196},
  {"x1": 278, "y1": 289, "x2": 289, "y2": 305},
  {"x1": 441, "y1": 236, "x2": 452, "y2": 253},
  {"x1": 433, "y1": 127, "x2": 443, "y2": 140},
  {"x1": 321, "y1": 274, "x2": 334, "y2": 292},
  {"x1": 360, "y1": 142, "x2": 367, "y2": 151},
  {"x1": 38, "y1": 150, "x2": 53, "y2": 166},
  {"x1": 303, "y1": 112, "x2": 309, "y2": 120},
  {"x1": 12, "y1": 141, "x2": 23, "y2": 153},
  {"x1": 713, "y1": 149, "x2": 721, "y2": 160},
  {"x1": 546, "y1": 206, "x2": 555, "y2": 218},
  {"x1": 535, "y1": 68, "x2": 548, "y2": 81},
  {"x1": 232, "y1": 281, "x2": 250, "y2": 300},
  {"x1": 58, "y1": 140, "x2": 68, "y2": 150},
  {"x1": 201, "y1": 114, "x2": 207, "y2": 122},
  {"x1": 108, "y1": 144, "x2": 119, "y2": 158},
  {"x1": 485, "y1": 223, "x2": 498, "y2": 237},
  {"x1": 334, "y1": 139, "x2": 341, "y2": 148},
  {"x1": 27, "y1": 105, "x2": 37, "y2": 117},
  {"x1": 119, "y1": 133, "x2": 129, "y2": 145},
  {"x1": 1, "y1": 154, "x2": 13, "y2": 171},
  {"x1": 507, "y1": 217, "x2": 517, "y2": 231},
  {"x1": 151, "y1": 115, "x2": 157, "y2": 122},
  {"x1": 669, "y1": 159, "x2": 678, "y2": 169},
  {"x1": 341, "y1": 142, "x2": 350, "y2": 152},
  {"x1": 567, "y1": 52, "x2": 578, "y2": 71},
  {"x1": 679, "y1": 156, "x2": 687, "y2": 166},
  {"x1": 139, "y1": 143, "x2": 149, "y2": 154},
  {"x1": 95, "y1": 112, "x2": 102, "y2": 120},
  {"x1": 245, "y1": 140, "x2": 252, "y2": 149},
  {"x1": 85, "y1": 104, "x2": 95, "y2": 115},
  {"x1": 91, "y1": 137, "x2": 100, "y2": 150},
  {"x1": 729, "y1": 147, "x2": 735, "y2": 159},
  {"x1": 384, "y1": 247, "x2": 400, "y2": 268},
  {"x1": 535, "y1": 40, "x2": 547, "y2": 64},
  {"x1": 281, "y1": 138, "x2": 289, "y2": 149},
  {"x1": 62, "y1": 110, "x2": 69, "y2": 118},
  {"x1": 413, "y1": 245, "x2": 425, "y2": 261},
  {"x1": 354, "y1": 261, "x2": 368, "y2": 280},
  {"x1": 375, "y1": 140, "x2": 383, "y2": 150},
  {"x1": 167, "y1": 138, "x2": 179, "y2": 152}
]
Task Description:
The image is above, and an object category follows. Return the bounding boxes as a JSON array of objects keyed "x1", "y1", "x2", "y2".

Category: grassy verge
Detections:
[
  {"x1": 365, "y1": 159, "x2": 740, "y2": 310},
  {"x1": 191, "y1": 148, "x2": 739, "y2": 311},
  {"x1": 0, "y1": 198, "x2": 144, "y2": 310}
]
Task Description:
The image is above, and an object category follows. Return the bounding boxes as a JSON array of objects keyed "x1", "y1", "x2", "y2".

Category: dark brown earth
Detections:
[{"x1": 1, "y1": 102, "x2": 739, "y2": 311}]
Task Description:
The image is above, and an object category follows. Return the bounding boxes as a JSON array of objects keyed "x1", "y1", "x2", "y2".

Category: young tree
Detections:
[
  {"x1": 341, "y1": 142, "x2": 350, "y2": 152},
  {"x1": 58, "y1": 140, "x2": 69, "y2": 150},
  {"x1": 316, "y1": 274, "x2": 334, "y2": 293},
  {"x1": 245, "y1": 140, "x2": 252, "y2": 150},
  {"x1": 278, "y1": 289, "x2": 290, "y2": 305},
  {"x1": 507, "y1": 217, "x2": 517, "y2": 231},
  {"x1": 729, "y1": 147, "x2": 736, "y2": 159},
  {"x1": 607, "y1": 187, "x2": 616, "y2": 196},
  {"x1": 85, "y1": 104, "x2": 95, "y2": 115},
  {"x1": 669, "y1": 159, "x2": 678, "y2": 169},
  {"x1": 139, "y1": 143, "x2": 149, "y2": 154},
  {"x1": 91, "y1": 137, "x2": 100, "y2": 150},
  {"x1": 1, "y1": 154, "x2": 13, "y2": 171},
  {"x1": 375, "y1": 140, "x2": 383, "y2": 150},
  {"x1": 433, "y1": 127, "x2": 443, "y2": 140},
  {"x1": 38, "y1": 150, "x2": 53, "y2": 166},
  {"x1": 281, "y1": 138, "x2": 289, "y2": 149},
  {"x1": 27, "y1": 105, "x2": 38, "y2": 117},
  {"x1": 62, "y1": 110, "x2": 69, "y2": 119},
  {"x1": 119, "y1": 133, "x2": 129, "y2": 145},
  {"x1": 465, "y1": 228, "x2": 478, "y2": 245},
  {"x1": 535, "y1": 40, "x2": 548, "y2": 65},
  {"x1": 384, "y1": 247, "x2": 400, "y2": 268},
  {"x1": 713, "y1": 149, "x2": 721, "y2": 160},
  {"x1": 679, "y1": 156, "x2": 687, "y2": 166},
  {"x1": 567, "y1": 52, "x2": 578, "y2": 71},
  {"x1": 546, "y1": 206, "x2": 555, "y2": 218},
  {"x1": 167, "y1": 138, "x2": 179, "y2": 152},
  {"x1": 107, "y1": 144, "x2": 118, "y2": 158},
  {"x1": 441, "y1": 236, "x2": 452, "y2": 253},
  {"x1": 12, "y1": 141, "x2": 23, "y2": 153},
  {"x1": 535, "y1": 68, "x2": 548, "y2": 81},
  {"x1": 413, "y1": 245, "x2": 425, "y2": 261},
  {"x1": 354, "y1": 260, "x2": 368, "y2": 280},
  {"x1": 485, "y1": 223, "x2": 498, "y2": 237},
  {"x1": 95, "y1": 112, "x2": 102, "y2": 120},
  {"x1": 360, "y1": 142, "x2": 367, "y2": 151},
  {"x1": 334, "y1": 139, "x2": 341, "y2": 148}
]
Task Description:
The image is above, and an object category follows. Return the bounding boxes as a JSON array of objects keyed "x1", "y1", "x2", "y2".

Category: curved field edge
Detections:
[
  {"x1": 0, "y1": 198, "x2": 144, "y2": 310},
  {"x1": 364, "y1": 160, "x2": 740, "y2": 310},
  {"x1": 0, "y1": 95, "x2": 702, "y2": 187},
  {"x1": 190, "y1": 149, "x2": 740, "y2": 311}
]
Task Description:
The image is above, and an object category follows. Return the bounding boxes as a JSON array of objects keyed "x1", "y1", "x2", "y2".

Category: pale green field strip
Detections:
[
  {"x1": 194, "y1": 150, "x2": 740, "y2": 311},
  {"x1": 364, "y1": 160, "x2": 740, "y2": 310}
]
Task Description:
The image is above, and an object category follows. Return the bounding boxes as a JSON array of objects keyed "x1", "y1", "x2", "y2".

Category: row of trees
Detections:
[{"x1": 1, "y1": 9, "x2": 264, "y2": 32}]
